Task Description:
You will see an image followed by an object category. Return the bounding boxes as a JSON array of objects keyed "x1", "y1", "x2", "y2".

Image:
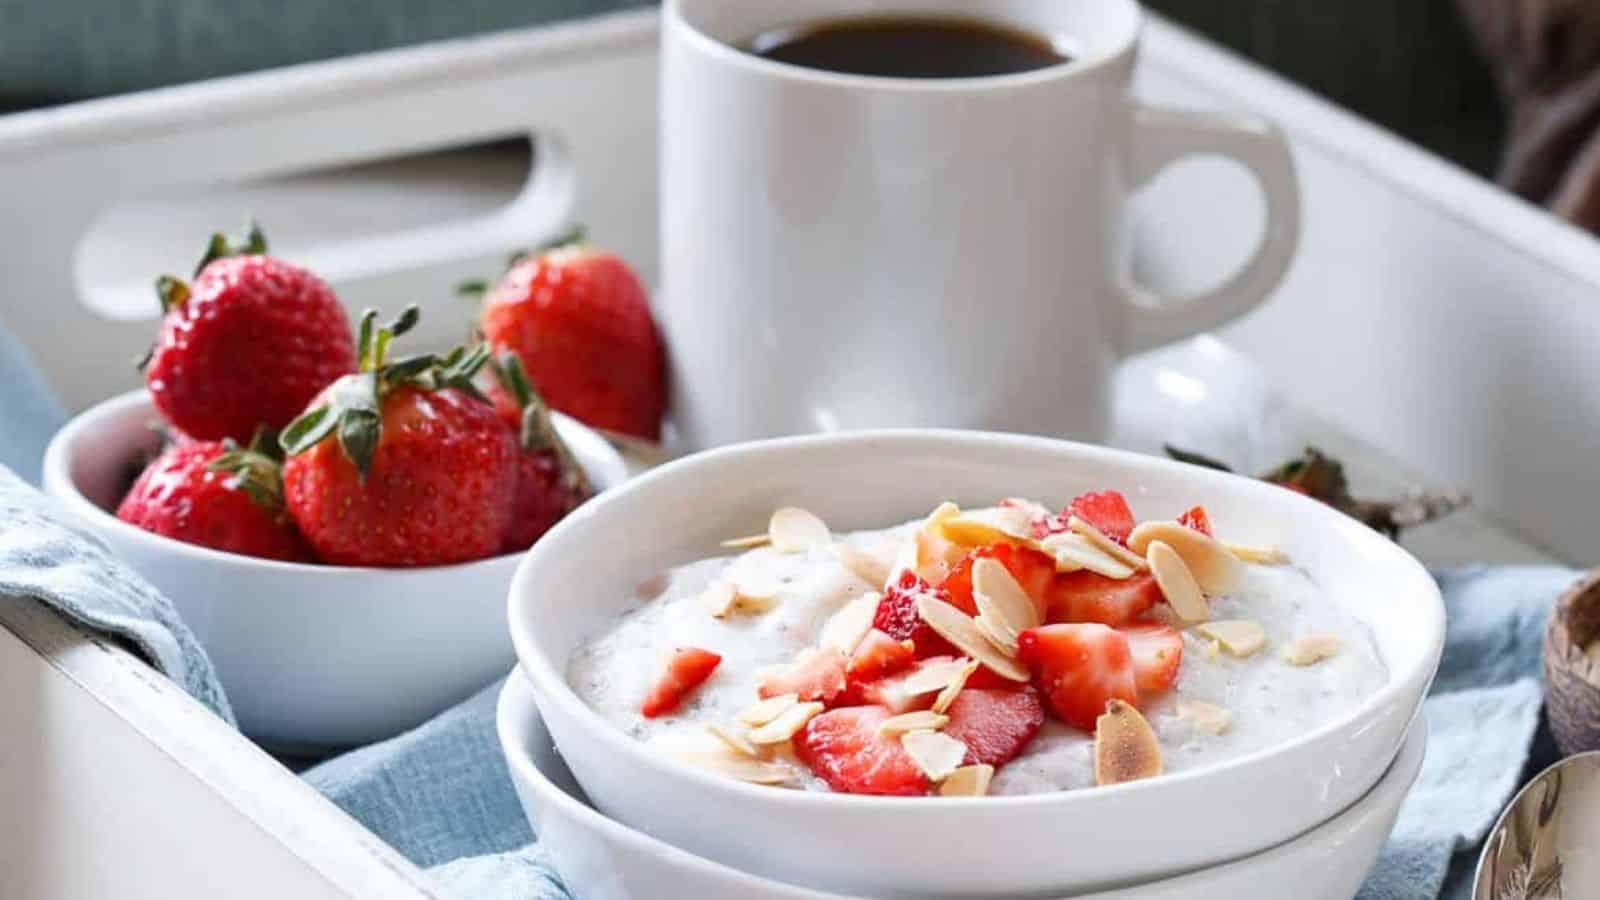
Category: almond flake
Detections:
[
  {"x1": 737, "y1": 693, "x2": 799, "y2": 727},
  {"x1": 769, "y1": 507, "x2": 831, "y2": 553},
  {"x1": 1000, "y1": 497, "x2": 1053, "y2": 520},
  {"x1": 901, "y1": 730, "x2": 968, "y2": 782},
  {"x1": 1226, "y1": 542, "x2": 1287, "y2": 565},
  {"x1": 1283, "y1": 633, "x2": 1340, "y2": 666},
  {"x1": 974, "y1": 612, "x2": 1019, "y2": 655},
  {"x1": 834, "y1": 543, "x2": 892, "y2": 588},
  {"x1": 1176, "y1": 699, "x2": 1233, "y2": 735},
  {"x1": 721, "y1": 533, "x2": 772, "y2": 550},
  {"x1": 973, "y1": 557, "x2": 1042, "y2": 632},
  {"x1": 902, "y1": 658, "x2": 975, "y2": 695},
  {"x1": 939, "y1": 507, "x2": 1033, "y2": 548},
  {"x1": 1193, "y1": 619, "x2": 1266, "y2": 658},
  {"x1": 748, "y1": 701, "x2": 824, "y2": 744},
  {"x1": 1095, "y1": 699, "x2": 1163, "y2": 785},
  {"x1": 1067, "y1": 516, "x2": 1148, "y2": 570},
  {"x1": 1127, "y1": 522, "x2": 1243, "y2": 595},
  {"x1": 878, "y1": 710, "x2": 950, "y2": 736},
  {"x1": 705, "y1": 722, "x2": 760, "y2": 758},
  {"x1": 939, "y1": 764, "x2": 995, "y2": 796},
  {"x1": 1039, "y1": 533, "x2": 1136, "y2": 579},
  {"x1": 700, "y1": 580, "x2": 738, "y2": 617},
  {"x1": 730, "y1": 574, "x2": 781, "y2": 614},
  {"x1": 818, "y1": 592, "x2": 880, "y2": 653},
  {"x1": 671, "y1": 750, "x2": 792, "y2": 785},
  {"x1": 914, "y1": 594, "x2": 1030, "y2": 682},
  {"x1": 931, "y1": 659, "x2": 980, "y2": 714},
  {"x1": 1147, "y1": 541, "x2": 1210, "y2": 623}
]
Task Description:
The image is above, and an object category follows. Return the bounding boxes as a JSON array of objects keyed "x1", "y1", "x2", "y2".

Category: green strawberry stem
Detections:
[
  {"x1": 279, "y1": 304, "x2": 491, "y2": 477},
  {"x1": 492, "y1": 352, "x2": 593, "y2": 503},
  {"x1": 456, "y1": 224, "x2": 590, "y2": 300},
  {"x1": 207, "y1": 434, "x2": 287, "y2": 514},
  {"x1": 194, "y1": 221, "x2": 268, "y2": 276}
]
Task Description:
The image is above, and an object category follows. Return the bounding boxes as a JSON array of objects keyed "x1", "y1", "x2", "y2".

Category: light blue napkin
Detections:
[{"x1": 0, "y1": 315, "x2": 66, "y2": 485}]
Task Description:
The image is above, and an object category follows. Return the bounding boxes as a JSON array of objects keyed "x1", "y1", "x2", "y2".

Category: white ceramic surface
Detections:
[
  {"x1": 42, "y1": 389, "x2": 629, "y2": 751},
  {"x1": 508, "y1": 431, "x2": 1442, "y2": 898},
  {"x1": 659, "y1": 0, "x2": 1300, "y2": 449},
  {"x1": 497, "y1": 667, "x2": 1427, "y2": 900}
]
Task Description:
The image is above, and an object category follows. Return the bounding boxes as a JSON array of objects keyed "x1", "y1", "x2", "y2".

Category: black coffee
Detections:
[{"x1": 746, "y1": 15, "x2": 1069, "y2": 79}]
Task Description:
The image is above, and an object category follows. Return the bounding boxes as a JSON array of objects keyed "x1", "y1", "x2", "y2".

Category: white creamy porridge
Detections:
[{"x1": 567, "y1": 503, "x2": 1387, "y2": 797}]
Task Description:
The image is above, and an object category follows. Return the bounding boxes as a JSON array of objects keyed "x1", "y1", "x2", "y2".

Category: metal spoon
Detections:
[{"x1": 1474, "y1": 750, "x2": 1600, "y2": 899}]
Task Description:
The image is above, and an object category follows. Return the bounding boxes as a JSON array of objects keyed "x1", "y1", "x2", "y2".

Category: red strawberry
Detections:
[
  {"x1": 941, "y1": 543, "x2": 1055, "y2": 619},
  {"x1": 941, "y1": 688, "x2": 1046, "y2": 767},
  {"x1": 1066, "y1": 490, "x2": 1136, "y2": 544},
  {"x1": 1120, "y1": 624, "x2": 1184, "y2": 695},
  {"x1": 1177, "y1": 505, "x2": 1214, "y2": 537},
  {"x1": 872, "y1": 571, "x2": 961, "y2": 657},
  {"x1": 847, "y1": 629, "x2": 916, "y2": 682},
  {"x1": 794, "y1": 706, "x2": 928, "y2": 796},
  {"x1": 142, "y1": 225, "x2": 356, "y2": 442},
  {"x1": 1017, "y1": 624, "x2": 1139, "y2": 731},
  {"x1": 640, "y1": 647, "x2": 721, "y2": 718},
  {"x1": 849, "y1": 656, "x2": 949, "y2": 713},
  {"x1": 1047, "y1": 572, "x2": 1164, "y2": 627},
  {"x1": 279, "y1": 307, "x2": 519, "y2": 567},
  {"x1": 488, "y1": 354, "x2": 593, "y2": 552},
  {"x1": 478, "y1": 233, "x2": 666, "y2": 440},
  {"x1": 758, "y1": 648, "x2": 848, "y2": 704},
  {"x1": 116, "y1": 437, "x2": 311, "y2": 562}
]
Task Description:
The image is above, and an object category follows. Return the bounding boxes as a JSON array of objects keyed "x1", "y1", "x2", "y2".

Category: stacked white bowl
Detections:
[{"x1": 502, "y1": 431, "x2": 1442, "y2": 899}]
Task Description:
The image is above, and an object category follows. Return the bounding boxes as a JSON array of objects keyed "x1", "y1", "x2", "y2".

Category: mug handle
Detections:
[{"x1": 1118, "y1": 103, "x2": 1301, "y2": 355}]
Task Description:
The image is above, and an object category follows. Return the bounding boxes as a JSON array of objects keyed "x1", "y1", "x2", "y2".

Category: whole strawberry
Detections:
[
  {"x1": 279, "y1": 306, "x2": 519, "y2": 567},
  {"x1": 142, "y1": 224, "x2": 357, "y2": 442},
  {"x1": 476, "y1": 231, "x2": 666, "y2": 440},
  {"x1": 488, "y1": 353, "x2": 593, "y2": 552},
  {"x1": 117, "y1": 436, "x2": 311, "y2": 562}
]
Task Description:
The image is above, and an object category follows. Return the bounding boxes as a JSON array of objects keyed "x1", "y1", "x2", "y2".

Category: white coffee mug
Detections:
[{"x1": 660, "y1": 0, "x2": 1299, "y2": 449}]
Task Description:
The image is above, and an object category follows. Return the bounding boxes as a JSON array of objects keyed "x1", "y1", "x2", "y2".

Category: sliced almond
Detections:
[
  {"x1": 1283, "y1": 633, "x2": 1340, "y2": 666},
  {"x1": 1095, "y1": 700, "x2": 1163, "y2": 785},
  {"x1": 818, "y1": 592, "x2": 881, "y2": 654},
  {"x1": 878, "y1": 710, "x2": 950, "y2": 736},
  {"x1": 769, "y1": 507, "x2": 831, "y2": 553},
  {"x1": 902, "y1": 658, "x2": 976, "y2": 695},
  {"x1": 973, "y1": 557, "x2": 1043, "y2": 632},
  {"x1": 931, "y1": 658, "x2": 980, "y2": 714},
  {"x1": 1146, "y1": 541, "x2": 1210, "y2": 623},
  {"x1": 1000, "y1": 497, "x2": 1053, "y2": 520},
  {"x1": 671, "y1": 750, "x2": 792, "y2": 785},
  {"x1": 939, "y1": 506, "x2": 1034, "y2": 548},
  {"x1": 914, "y1": 594, "x2": 1030, "y2": 682},
  {"x1": 974, "y1": 612, "x2": 1019, "y2": 655},
  {"x1": 1039, "y1": 532, "x2": 1136, "y2": 579},
  {"x1": 730, "y1": 574, "x2": 781, "y2": 614},
  {"x1": 699, "y1": 580, "x2": 738, "y2": 617},
  {"x1": 834, "y1": 543, "x2": 892, "y2": 588},
  {"x1": 901, "y1": 730, "x2": 969, "y2": 782},
  {"x1": 1176, "y1": 699, "x2": 1233, "y2": 735},
  {"x1": 1193, "y1": 619, "x2": 1266, "y2": 658},
  {"x1": 737, "y1": 693, "x2": 799, "y2": 727},
  {"x1": 705, "y1": 722, "x2": 760, "y2": 758},
  {"x1": 1127, "y1": 522, "x2": 1243, "y2": 595},
  {"x1": 1067, "y1": 516, "x2": 1148, "y2": 570},
  {"x1": 939, "y1": 764, "x2": 995, "y2": 797},
  {"x1": 1226, "y1": 542, "x2": 1287, "y2": 565},
  {"x1": 721, "y1": 533, "x2": 772, "y2": 550},
  {"x1": 747, "y1": 701, "x2": 824, "y2": 745}
]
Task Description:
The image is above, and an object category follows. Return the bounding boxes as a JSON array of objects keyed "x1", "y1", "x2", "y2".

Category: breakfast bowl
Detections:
[
  {"x1": 508, "y1": 430, "x2": 1443, "y2": 898},
  {"x1": 42, "y1": 388, "x2": 629, "y2": 750},
  {"x1": 497, "y1": 667, "x2": 1427, "y2": 900}
]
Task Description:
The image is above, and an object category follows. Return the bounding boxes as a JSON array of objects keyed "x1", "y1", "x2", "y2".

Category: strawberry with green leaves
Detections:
[
  {"x1": 487, "y1": 354, "x2": 593, "y2": 553},
  {"x1": 279, "y1": 307, "x2": 519, "y2": 567}
]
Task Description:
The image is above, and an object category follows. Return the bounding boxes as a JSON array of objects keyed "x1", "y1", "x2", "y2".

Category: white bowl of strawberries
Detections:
[
  {"x1": 507, "y1": 431, "x2": 1442, "y2": 898},
  {"x1": 42, "y1": 228, "x2": 644, "y2": 749}
]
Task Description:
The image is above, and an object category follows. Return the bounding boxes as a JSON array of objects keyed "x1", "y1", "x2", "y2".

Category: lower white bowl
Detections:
[
  {"x1": 41, "y1": 389, "x2": 629, "y2": 750},
  {"x1": 497, "y1": 667, "x2": 1424, "y2": 900}
]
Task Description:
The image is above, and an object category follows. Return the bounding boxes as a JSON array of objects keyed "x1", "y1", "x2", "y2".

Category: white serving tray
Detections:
[{"x1": 0, "y1": 8, "x2": 1581, "y2": 897}]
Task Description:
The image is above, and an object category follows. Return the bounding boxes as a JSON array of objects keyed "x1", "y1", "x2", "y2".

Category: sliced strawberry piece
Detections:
[
  {"x1": 851, "y1": 655, "x2": 953, "y2": 713},
  {"x1": 640, "y1": 647, "x2": 721, "y2": 718},
  {"x1": 1047, "y1": 572, "x2": 1163, "y2": 627},
  {"x1": 1017, "y1": 624, "x2": 1138, "y2": 731},
  {"x1": 941, "y1": 543, "x2": 1055, "y2": 620},
  {"x1": 758, "y1": 648, "x2": 848, "y2": 704},
  {"x1": 1066, "y1": 490, "x2": 1136, "y2": 544},
  {"x1": 1120, "y1": 624, "x2": 1184, "y2": 695},
  {"x1": 794, "y1": 706, "x2": 929, "y2": 796},
  {"x1": 1177, "y1": 505, "x2": 1214, "y2": 537},
  {"x1": 872, "y1": 571, "x2": 960, "y2": 658},
  {"x1": 941, "y1": 688, "x2": 1046, "y2": 767},
  {"x1": 847, "y1": 629, "x2": 916, "y2": 682}
]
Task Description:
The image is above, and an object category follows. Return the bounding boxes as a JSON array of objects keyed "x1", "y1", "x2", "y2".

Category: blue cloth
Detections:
[{"x1": 0, "y1": 317, "x2": 66, "y2": 485}]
